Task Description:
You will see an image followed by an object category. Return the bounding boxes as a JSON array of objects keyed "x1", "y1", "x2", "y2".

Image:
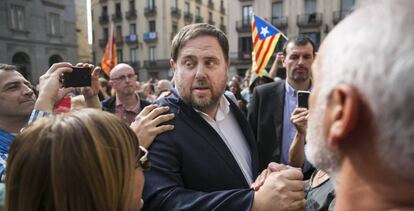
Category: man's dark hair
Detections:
[
  {"x1": 0, "y1": 64, "x2": 18, "y2": 72},
  {"x1": 282, "y1": 35, "x2": 316, "y2": 56}
]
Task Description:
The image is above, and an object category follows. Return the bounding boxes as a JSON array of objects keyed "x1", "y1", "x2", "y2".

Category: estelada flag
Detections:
[
  {"x1": 101, "y1": 25, "x2": 117, "y2": 76},
  {"x1": 251, "y1": 15, "x2": 286, "y2": 76}
]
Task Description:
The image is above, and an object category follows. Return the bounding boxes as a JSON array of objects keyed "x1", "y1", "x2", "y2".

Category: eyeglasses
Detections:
[
  {"x1": 111, "y1": 74, "x2": 137, "y2": 81},
  {"x1": 136, "y1": 146, "x2": 150, "y2": 170}
]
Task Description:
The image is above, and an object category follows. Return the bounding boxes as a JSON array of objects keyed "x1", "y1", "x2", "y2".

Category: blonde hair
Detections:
[{"x1": 6, "y1": 109, "x2": 140, "y2": 211}]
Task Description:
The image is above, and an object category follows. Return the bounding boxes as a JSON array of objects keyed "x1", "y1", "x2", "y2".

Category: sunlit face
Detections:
[
  {"x1": 283, "y1": 43, "x2": 314, "y2": 84},
  {"x1": 109, "y1": 65, "x2": 137, "y2": 97},
  {"x1": 0, "y1": 70, "x2": 35, "y2": 119},
  {"x1": 171, "y1": 36, "x2": 228, "y2": 113},
  {"x1": 306, "y1": 52, "x2": 341, "y2": 178}
]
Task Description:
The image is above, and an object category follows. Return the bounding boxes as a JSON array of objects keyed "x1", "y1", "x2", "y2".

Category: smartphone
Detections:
[
  {"x1": 297, "y1": 91, "x2": 310, "y2": 109},
  {"x1": 63, "y1": 67, "x2": 92, "y2": 88}
]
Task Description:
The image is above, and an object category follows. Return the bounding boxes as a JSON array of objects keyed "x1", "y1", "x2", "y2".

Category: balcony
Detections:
[
  {"x1": 236, "y1": 20, "x2": 251, "y2": 32},
  {"x1": 333, "y1": 10, "x2": 352, "y2": 25},
  {"x1": 195, "y1": 0, "x2": 202, "y2": 4},
  {"x1": 115, "y1": 36, "x2": 123, "y2": 45},
  {"x1": 99, "y1": 38, "x2": 107, "y2": 48},
  {"x1": 239, "y1": 51, "x2": 252, "y2": 60},
  {"x1": 208, "y1": 1, "x2": 214, "y2": 9},
  {"x1": 143, "y1": 32, "x2": 157, "y2": 42},
  {"x1": 171, "y1": 7, "x2": 181, "y2": 18},
  {"x1": 271, "y1": 16, "x2": 288, "y2": 29},
  {"x1": 208, "y1": 19, "x2": 215, "y2": 25},
  {"x1": 125, "y1": 9, "x2": 137, "y2": 20},
  {"x1": 128, "y1": 61, "x2": 141, "y2": 70},
  {"x1": 297, "y1": 13, "x2": 323, "y2": 28},
  {"x1": 144, "y1": 6, "x2": 157, "y2": 17},
  {"x1": 99, "y1": 14, "x2": 109, "y2": 24},
  {"x1": 124, "y1": 34, "x2": 138, "y2": 45},
  {"x1": 143, "y1": 59, "x2": 170, "y2": 69},
  {"x1": 220, "y1": 24, "x2": 226, "y2": 33},
  {"x1": 99, "y1": 0, "x2": 107, "y2": 2},
  {"x1": 112, "y1": 12, "x2": 123, "y2": 22},
  {"x1": 220, "y1": 7, "x2": 225, "y2": 14},
  {"x1": 184, "y1": 12, "x2": 193, "y2": 22},
  {"x1": 195, "y1": 15, "x2": 204, "y2": 23}
]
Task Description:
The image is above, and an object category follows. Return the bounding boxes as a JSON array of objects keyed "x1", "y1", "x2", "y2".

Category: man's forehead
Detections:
[
  {"x1": 111, "y1": 66, "x2": 134, "y2": 78},
  {"x1": 286, "y1": 43, "x2": 314, "y2": 55},
  {"x1": 0, "y1": 70, "x2": 28, "y2": 87}
]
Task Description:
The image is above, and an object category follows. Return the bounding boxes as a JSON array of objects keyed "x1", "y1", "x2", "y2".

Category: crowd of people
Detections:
[{"x1": 0, "y1": 0, "x2": 413, "y2": 210}]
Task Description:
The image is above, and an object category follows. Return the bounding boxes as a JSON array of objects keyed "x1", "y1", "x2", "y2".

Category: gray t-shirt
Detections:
[{"x1": 305, "y1": 171, "x2": 336, "y2": 211}]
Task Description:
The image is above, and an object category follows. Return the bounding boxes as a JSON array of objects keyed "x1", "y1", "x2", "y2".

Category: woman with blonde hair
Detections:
[{"x1": 5, "y1": 109, "x2": 149, "y2": 211}]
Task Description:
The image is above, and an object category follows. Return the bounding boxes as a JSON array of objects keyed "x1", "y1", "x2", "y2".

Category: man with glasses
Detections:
[{"x1": 102, "y1": 63, "x2": 150, "y2": 125}]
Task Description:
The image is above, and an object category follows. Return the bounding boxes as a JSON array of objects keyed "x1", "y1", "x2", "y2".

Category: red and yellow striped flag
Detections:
[
  {"x1": 101, "y1": 26, "x2": 117, "y2": 76},
  {"x1": 251, "y1": 15, "x2": 284, "y2": 76}
]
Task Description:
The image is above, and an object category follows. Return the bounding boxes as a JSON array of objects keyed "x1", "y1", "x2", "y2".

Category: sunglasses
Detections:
[{"x1": 136, "y1": 146, "x2": 151, "y2": 170}]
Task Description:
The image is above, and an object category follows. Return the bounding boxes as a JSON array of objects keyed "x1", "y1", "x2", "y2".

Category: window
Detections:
[
  {"x1": 102, "y1": 5, "x2": 108, "y2": 15},
  {"x1": 196, "y1": 6, "x2": 200, "y2": 16},
  {"x1": 117, "y1": 49, "x2": 123, "y2": 62},
  {"x1": 103, "y1": 28, "x2": 108, "y2": 40},
  {"x1": 130, "y1": 48, "x2": 137, "y2": 63},
  {"x1": 172, "y1": 22, "x2": 178, "y2": 33},
  {"x1": 272, "y1": 2, "x2": 283, "y2": 17},
  {"x1": 116, "y1": 25, "x2": 122, "y2": 38},
  {"x1": 242, "y1": 5, "x2": 252, "y2": 25},
  {"x1": 149, "y1": 20, "x2": 156, "y2": 32},
  {"x1": 341, "y1": 0, "x2": 355, "y2": 11},
  {"x1": 148, "y1": 0, "x2": 155, "y2": 9},
  {"x1": 185, "y1": 2, "x2": 190, "y2": 13},
  {"x1": 149, "y1": 47, "x2": 156, "y2": 61},
  {"x1": 239, "y1": 37, "x2": 252, "y2": 59},
  {"x1": 304, "y1": 0, "x2": 316, "y2": 14},
  {"x1": 172, "y1": 0, "x2": 178, "y2": 8},
  {"x1": 220, "y1": 16, "x2": 224, "y2": 25},
  {"x1": 129, "y1": 23, "x2": 136, "y2": 34},
  {"x1": 220, "y1": 0, "x2": 224, "y2": 9},
  {"x1": 115, "y1": 3, "x2": 121, "y2": 15},
  {"x1": 129, "y1": 0, "x2": 135, "y2": 10},
  {"x1": 209, "y1": 12, "x2": 212, "y2": 21},
  {"x1": 10, "y1": 5, "x2": 25, "y2": 30},
  {"x1": 50, "y1": 13, "x2": 60, "y2": 35}
]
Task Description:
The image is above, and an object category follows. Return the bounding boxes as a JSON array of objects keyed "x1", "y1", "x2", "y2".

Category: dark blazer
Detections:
[
  {"x1": 101, "y1": 95, "x2": 150, "y2": 113},
  {"x1": 142, "y1": 89, "x2": 259, "y2": 211},
  {"x1": 248, "y1": 80, "x2": 285, "y2": 171}
]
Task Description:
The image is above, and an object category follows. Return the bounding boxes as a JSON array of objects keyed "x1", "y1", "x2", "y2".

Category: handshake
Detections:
[{"x1": 251, "y1": 163, "x2": 305, "y2": 211}]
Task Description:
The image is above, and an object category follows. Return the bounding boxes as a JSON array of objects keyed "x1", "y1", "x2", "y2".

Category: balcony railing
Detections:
[
  {"x1": 236, "y1": 20, "x2": 251, "y2": 32},
  {"x1": 99, "y1": 14, "x2": 109, "y2": 24},
  {"x1": 125, "y1": 9, "x2": 137, "y2": 20},
  {"x1": 144, "y1": 6, "x2": 157, "y2": 17},
  {"x1": 239, "y1": 51, "x2": 252, "y2": 60},
  {"x1": 220, "y1": 24, "x2": 226, "y2": 33},
  {"x1": 124, "y1": 34, "x2": 138, "y2": 44},
  {"x1": 297, "y1": 13, "x2": 323, "y2": 28},
  {"x1": 171, "y1": 7, "x2": 181, "y2": 18},
  {"x1": 220, "y1": 7, "x2": 225, "y2": 14},
  {"x1": 143, "y1": 59, "x2": 170, "y2": 69},
  {"x1": 333, "y1": 10, "x2": 352, "y2": 25},
  {"x1": 271, "y1": 16, "x2": 288, "y2": 29},
  {"x1": 112, "y1": 12, "x2": 123, "y2": 22},
  {"x1": 184, "y1": 12, "x2": 193, "y2": 22},
  {"x1": 195, "y1": 15, "x2": 204, "y2": 23},
  {"x1": 208, "y1": 19, "x2": 215, "y2": 25},
  {"x1": 127, "y1": 61, "x2": 141, "y2": 70},
  {"x1": 143, "y1": 32, "x2": 157, "y2": 42},
  {"x1": 115, "y1": 36, "x2": 123, "y2": 45},
  {"x1": 208, "y1": 1, "x2": 214, "y2": 9}
]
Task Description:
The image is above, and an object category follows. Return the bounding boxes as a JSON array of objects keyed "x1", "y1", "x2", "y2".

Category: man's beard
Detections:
[{"x1": 306, "y1": 91, "x2": 341, "y2": 183}]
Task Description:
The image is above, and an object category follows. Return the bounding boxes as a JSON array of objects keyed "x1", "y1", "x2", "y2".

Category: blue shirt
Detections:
[
  {"x1": 281, "y1": 80, "x2": 311, "y2": 171},
  {"x1": 0, "y1": 129, "x2": 16, "y2": 181}
]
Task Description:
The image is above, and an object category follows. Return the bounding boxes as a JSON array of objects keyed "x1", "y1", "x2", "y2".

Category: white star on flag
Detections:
[{"x1": 260, "y1": 26, "x2": 269, "y2": 37}]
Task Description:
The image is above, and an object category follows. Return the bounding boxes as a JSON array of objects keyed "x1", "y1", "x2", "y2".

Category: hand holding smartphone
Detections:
[
  {"x1": 297, "y1": 91, "x2": 311, "y2": 109},
  {"x1": 63, "y1": 66, "x2": 92, "y2": 88}
]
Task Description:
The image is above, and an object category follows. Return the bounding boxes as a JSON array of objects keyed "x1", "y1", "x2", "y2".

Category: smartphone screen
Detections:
[
  {"x1": 63, "y1": 67, "x2": 92, "y2": 88},
  {"x1": 297, "y1": 91, "x2": 310, "y2": 109}
]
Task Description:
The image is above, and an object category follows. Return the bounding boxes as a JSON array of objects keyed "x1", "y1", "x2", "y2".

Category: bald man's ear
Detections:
[
  {"x1": 325, "y1": 85, "x2": 360, "y2": 146},
  {"x1": 170, "y1": 59, "x2": 176, "y2": 73}
]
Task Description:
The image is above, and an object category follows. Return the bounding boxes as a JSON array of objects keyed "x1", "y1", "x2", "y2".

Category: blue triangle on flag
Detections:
[{"x1": 254, "y1": 15, "x2": 280, "y2": 40}]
